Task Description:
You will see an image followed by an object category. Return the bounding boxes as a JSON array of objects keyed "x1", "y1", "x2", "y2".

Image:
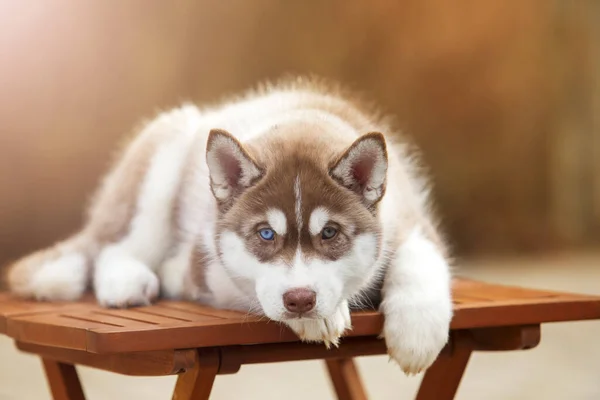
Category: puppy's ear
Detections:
[
  {"x1": 330, "y1": 132, "x2": 388, "y2": 207},
  {"x1": 206, "y1": 129, "x2": 264, "y2": 206}
]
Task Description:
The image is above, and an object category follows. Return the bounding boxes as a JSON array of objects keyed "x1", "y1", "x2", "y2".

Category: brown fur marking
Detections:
[{"x1": 217, "y1": 133, "x2": 382, "y2": 265}]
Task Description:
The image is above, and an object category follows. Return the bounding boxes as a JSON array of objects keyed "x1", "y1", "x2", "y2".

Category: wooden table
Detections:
[{"x1": 1, "y1": 278, "x2": 600, "y2": 399}]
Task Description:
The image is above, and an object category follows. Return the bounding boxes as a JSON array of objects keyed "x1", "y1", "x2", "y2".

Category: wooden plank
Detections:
[
  {"x1": 62, "y1": 311, "x2": 161, "y2": 328},
  {"x1": 21, "y1": 325, "x2": 541, "y2": 387},
  {"x1": 469, "y1": 325, "x2": 540, "y2": 351},
  {"x1": 7, "y1": 314, "x2": 110, "y2": 350},
  {"x1": 126, "y1": 306, "x2": 224, "y2": 323},
  {"x1": 88, "y1": 296, "x2": 600, "y2": 353},
  {"x1": 456, "y1": 286, "x2": 561, "y2": 302},
  {"x1": 452, "y1": 278, "x2": 567, "y2": 300},
  {"x1": 19, "y1": 342, "x2": 197, "y2": 376},
  {"x1": 455, "y1": 295, "x2": 588, "y2": 309},
  {"x1": 83, "y1": 309, "x2": 175, "y2": 325},
  {"x1": 2, "y1": 278, "x2": 600, "y2": 353},
  {"x1": 87, "y1": 321, "x2": 301, "y2": 353},
  {"x1": 155, "y1": 301, "x2": 250, "y2": 319},
  {"x1": 90, "y1": 307, "x2": 232, "y2": 325},
  {"x1": 218, "y1": 336, "x2": 387, "y2": 367},
  {"x1": 0, "y1": 292, "x2": 98, "y2": 333},
  {"x1": 452, "y1": 294, "x2": 493, "y2": 304},
  {"x1": 451, "y1": 298, "x2": 600, "y2": 329}
]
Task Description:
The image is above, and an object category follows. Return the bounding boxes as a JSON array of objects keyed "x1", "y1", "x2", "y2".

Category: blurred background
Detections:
[
  {"x1": 0, "y1": 1, "x2": 599, "y2": 261},
  {"x1": 0, "y1": 2, "x2": 599, "y2": 399}
]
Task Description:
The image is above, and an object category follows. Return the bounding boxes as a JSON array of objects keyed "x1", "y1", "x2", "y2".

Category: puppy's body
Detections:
[{"x1": 7, "y1": 78, "x2": 452, "y2": 374}]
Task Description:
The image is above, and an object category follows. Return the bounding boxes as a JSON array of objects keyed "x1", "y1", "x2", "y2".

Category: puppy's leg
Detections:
[
  {"x1": 158, "y1": 241, "x2": 195, "y2": 299},
  {"x1": 380, "y1": 228, "x2": 452, "y2": 375},
  {"x1": 285, "y1": 300, "x2": 352, "y2": 348},
  {"x1": 6, "y1": 234, "x2": 94, "y2": 301},
  {"x1": 93, "y1": 109, "x2": 198, "y2": 307}
]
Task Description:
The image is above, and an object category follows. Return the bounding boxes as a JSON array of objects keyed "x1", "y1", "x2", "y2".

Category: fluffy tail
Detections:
[{"x1": 6, "y1": 233, "x2": 95, "y2": 301}]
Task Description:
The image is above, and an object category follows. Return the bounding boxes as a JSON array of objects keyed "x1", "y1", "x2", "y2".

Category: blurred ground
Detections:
[{"x1": 1, "y1": 252, "x2": 599, "y2": 400}]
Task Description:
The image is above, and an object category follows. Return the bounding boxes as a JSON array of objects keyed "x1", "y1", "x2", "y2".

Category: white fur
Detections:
[
  {"x1": 158, "y1": 242, "x2": 194, "y2": 299},
  {"x1": 380, "y1": 228, "x2": 453, "y2": 374},
  {"x1": 204, "y1": 256, "x2": 249, "y2": 311},
  {"x1": 285, "y1": 300, "x2": 351, "y2": 348},
  {"x1": 293, "y1": 175, "x2": 303, "y2": 234},
  {"x1": 94, "y1": 245, "x2": 160, "y2": 307},
  {"x1": 93, "y1": 108, "x2": 198, "y2": 306},
  {"x1": 29, "y1": 253, "x2": 88, "y2": 301},
  {"x1": 218, "y1": 229, "x2": 379, "y2": 322},
  {"x1": 308, "y1": 207, "x2": 329, "y2": 236},
  {"x1": 266, "y1": 208, "x2": 287, "y2": 236},
  {"x1": 124, "y1": 129, "x2": 195, "y2": 266}
]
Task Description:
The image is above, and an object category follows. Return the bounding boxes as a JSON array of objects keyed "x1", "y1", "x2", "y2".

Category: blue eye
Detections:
[
  {"x1": 258, "y1": 228, "x2": 275, "y2": 241},
  {"x1": 321, "y1": 226, "x2": 338, "y2": 240}
]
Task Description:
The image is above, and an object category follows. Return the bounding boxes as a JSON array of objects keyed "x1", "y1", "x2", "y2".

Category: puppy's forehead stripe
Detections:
[
  {"x1": 294, "y1": 175, "x2": 302, "y2": 234},
  {"x1": 266, "y1": 208, "x2": 287, "y2": 235},
  {"x1": 309, "y1": 207, "x2": 330, "y2": 236}
]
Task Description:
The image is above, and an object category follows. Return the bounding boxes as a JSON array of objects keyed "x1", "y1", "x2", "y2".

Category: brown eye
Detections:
[{"x1": 321, "y1": 226, "x2": 338, "y2": 240}]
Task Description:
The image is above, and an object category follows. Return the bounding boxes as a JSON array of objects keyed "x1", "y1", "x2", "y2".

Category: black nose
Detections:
[{"x1": 283, "y1": 288, "x2": 316, "y2": 313}]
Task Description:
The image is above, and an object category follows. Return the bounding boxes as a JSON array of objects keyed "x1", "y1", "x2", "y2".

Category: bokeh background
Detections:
[
  {"x1": 0, "y1": 2, "x2": 599, "y2": 399},
  {"x1": 1, "y1": 1, "x2": 598, "y2": 261}
]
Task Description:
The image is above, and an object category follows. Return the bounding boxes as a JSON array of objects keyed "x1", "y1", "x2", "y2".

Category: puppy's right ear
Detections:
[
  {"x1": 330, "y1": 132, "x2": 388, "y2": 208},
  {"x1": 206, "y1": 129, "x2": 264, "y2": 205}
]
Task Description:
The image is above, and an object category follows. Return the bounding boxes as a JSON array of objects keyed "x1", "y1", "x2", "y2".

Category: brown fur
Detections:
[
  {"x1": 216, "y1": 131, "x2": 383, "y2": 266},
  {"x1": 329, "y1": 131, "x2": 388, "y2": 211},
  {"x1": 84, "y1": 124, "x2": 168, "y2": 246},
  {"x1": 206, "y1": 129, "x2": 265, "y2": 213}
]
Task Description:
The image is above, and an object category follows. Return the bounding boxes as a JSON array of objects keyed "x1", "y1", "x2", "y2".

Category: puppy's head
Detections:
[{"x1": 206, "y1": 126, "x2": 387, "y2": 321}]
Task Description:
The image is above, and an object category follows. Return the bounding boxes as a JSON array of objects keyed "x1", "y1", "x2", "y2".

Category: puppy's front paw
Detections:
[
  {"x1": 285, "y1": 302, "x2": 352, "y2": 348},
  {"x1": 382, "y1": 299, "x2": 452, "y2": 375},
  {"x1": 94, "y1": 258, "x2": 159, "y2": 308}
]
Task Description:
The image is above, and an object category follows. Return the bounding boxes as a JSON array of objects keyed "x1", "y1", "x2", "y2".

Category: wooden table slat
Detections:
[{"x1": 1, "y1": 278, "x2": 600, "y2": 354}]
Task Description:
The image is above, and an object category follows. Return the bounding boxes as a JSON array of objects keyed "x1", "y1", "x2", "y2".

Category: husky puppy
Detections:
[{"x1": 7, "y1": 78, "x2": 452, "y2": 374}]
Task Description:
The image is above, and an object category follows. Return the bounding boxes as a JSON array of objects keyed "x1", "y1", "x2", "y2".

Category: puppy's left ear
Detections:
[
  {"x1": 330, "y1": 132, "x2": 388, "y2": 207},
  {"x1": 206, "y1": 129, "x2": 264, "y2": 206}
]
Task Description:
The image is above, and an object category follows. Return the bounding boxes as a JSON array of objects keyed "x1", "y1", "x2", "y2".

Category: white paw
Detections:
[
  {"x1": 382, "y1": 300, "x2": 452, "y2": 375},
  {"x1": 31, "y1": 253, "x2": 89, "y2": 301},
  {"x1": 10, "y1": 251, "x2": 88, "y2": 301},
  {"x1": 94, "y1": 251, "x2": 159, "y2": 308},
  {"x1": 285, "y1": 302, "x2": 352, "y2": 348}
]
